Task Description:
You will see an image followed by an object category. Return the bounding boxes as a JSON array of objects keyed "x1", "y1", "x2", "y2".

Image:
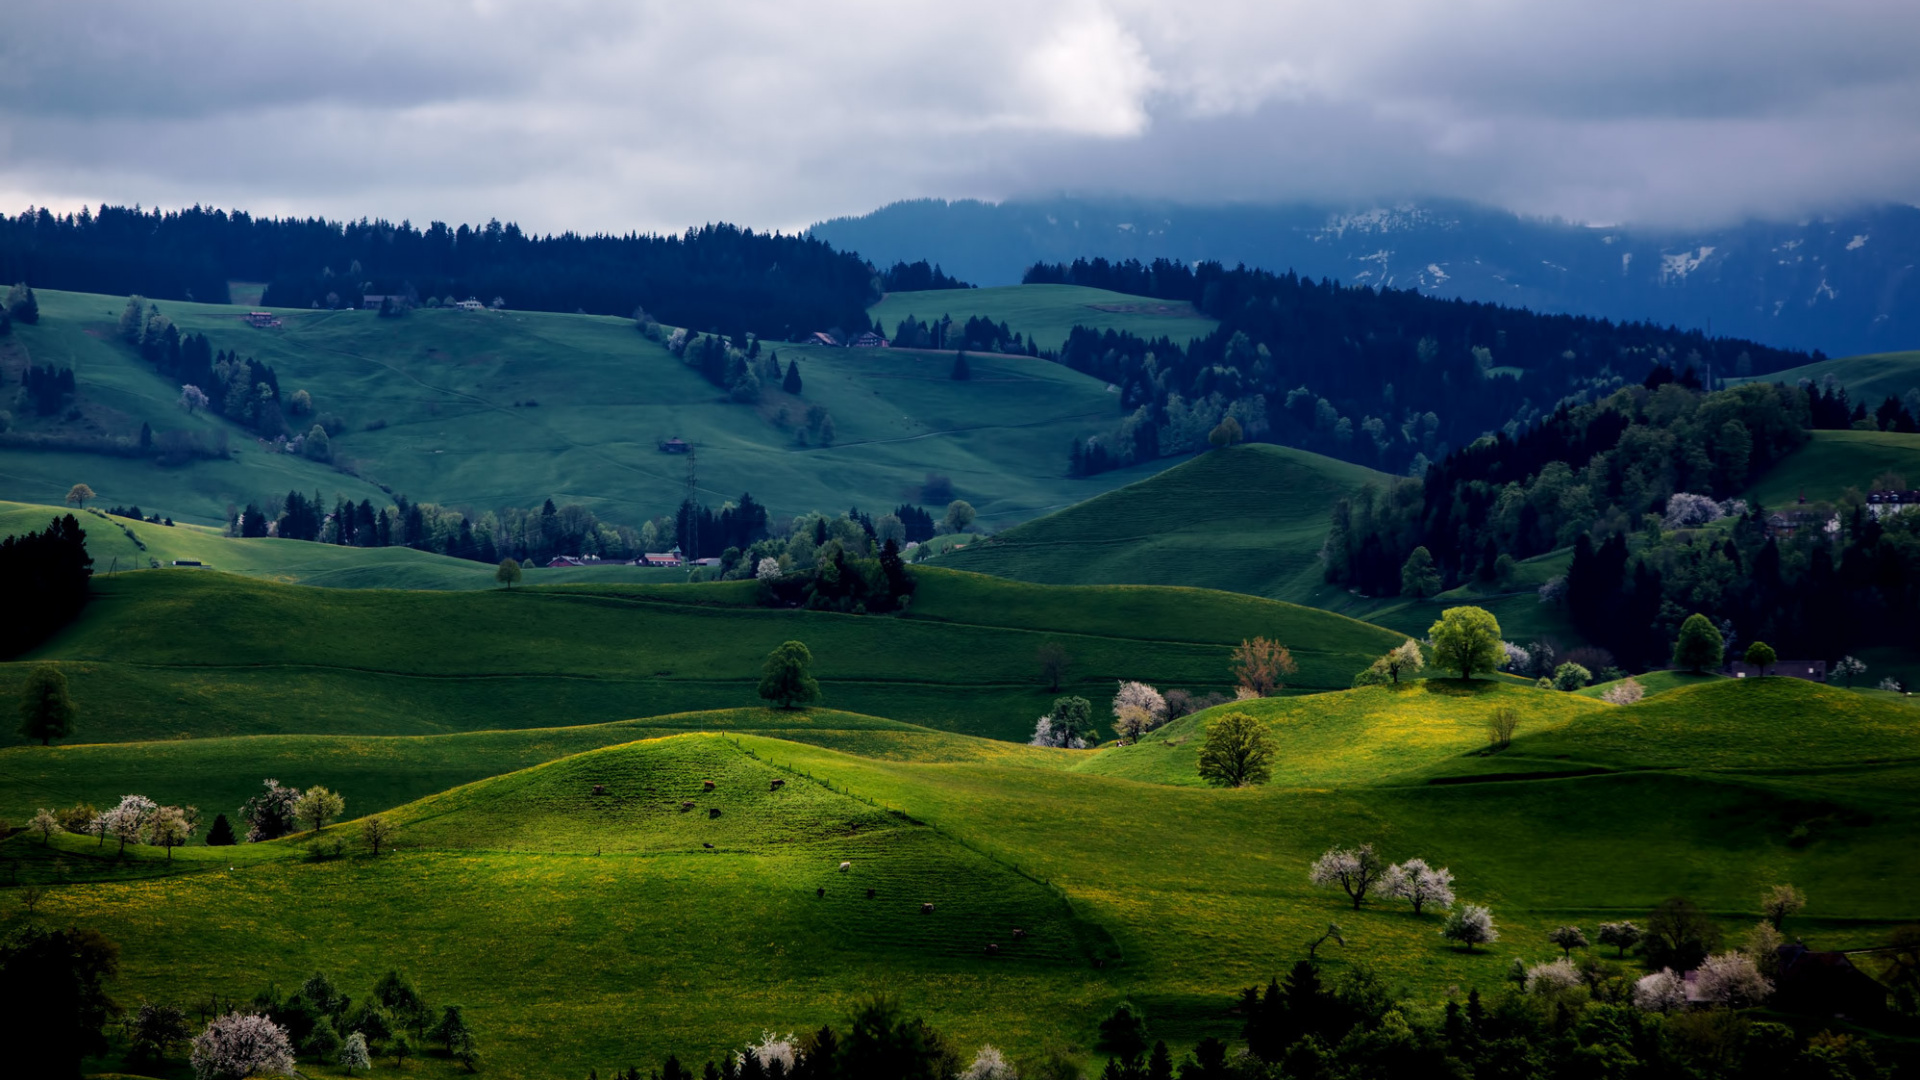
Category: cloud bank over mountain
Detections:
[{"x1": 3, "y1": 1, "x2": 1917, "y2": 232}]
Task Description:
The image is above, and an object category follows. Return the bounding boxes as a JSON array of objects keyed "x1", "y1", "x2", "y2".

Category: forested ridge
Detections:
[
  {"x1": 1324, "y1": 372, "x2": 1920, "y2": 667},
  {"x1": 0, "y1": 205, "x2": 965, "y2": 339},
  {"x1": 1025, "y1": 257, "x2": 1818, "y2": 478}
]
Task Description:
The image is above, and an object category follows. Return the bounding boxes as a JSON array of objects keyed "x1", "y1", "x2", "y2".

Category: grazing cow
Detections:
[
  {"x1": 702, "y1": 780, "x2": 716, "y2": 791},
  {"x1": 817, "y1": 887, "x2": 826, "y2": 898},
  {"x1": 591, "y1": 784, "x2": 607, "y2": 795},
  {"x1": 1011, "y1": 928, "x2": 1027, "y2": 940},
  {"x1": 703, "y1": 842, "x2": 714, "y2": 849},
  {"x1": 866, "y1": 888, "x2": 875, "y2": 899},
  {"x1": 770, "y1": 779, "x2": 786, "y2": 791},
  {"x1": 679, "y1": 802, "x2": 695, "y2": 812},
  {"x1": 921, "y1": 903, "x2": 935, "y2": 914},
  {"x1": 839, "y1": 861, "x2": 851, "y2": 872},
  {"x1": 986, "y1": 943, "x2": 999, "y2": 955},
  {"x1": 708, "y1": 807, "x2": 722, "y2": 819}
]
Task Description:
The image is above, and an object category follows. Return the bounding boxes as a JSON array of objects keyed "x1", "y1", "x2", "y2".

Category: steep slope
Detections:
[
  {"x1": 935, "y1": 444, "x2": 1387, "y2": 604},
  {"x1": 1745, "y1": 429, "x2": 1920, "y2": 506}
]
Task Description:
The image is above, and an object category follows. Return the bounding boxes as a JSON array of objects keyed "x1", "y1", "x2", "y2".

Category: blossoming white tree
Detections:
[
  {"x1": 29, "y1": 807, "x2": 61, "y2": 845},
  {"x1": 1309, "y1": 844, "x2": 1386, "y2": 909},
  {"x1": 1441, "y1": 903, "x2": 1499, "y2": 951},
  {"x1": 1525, "y1": 957, "x2": 1583, "y2": 996},
  {"x1": 1632, "y1": 969, "x2": 1687, "y2": 1013},
  {"x1": 1694, "y1": 952, "x2": 1772, "y2": 1007},
  {"x1": 100, "y1": 794, "x2": 158, "y2": 855},
  {"x1": 1381, "y1": 858, "x2": 1454, "y2": 915},
  {"x1": 1598, "y1": 921, "x2": 1644, "y2": 958},
  {"x1": 1601, "y1": 678, "x2": 1645, "y2": 705},
  {"x1": 737, "y1": 1030, "x2": 802, "y2": 1074},
  {"x1": 1111, "y1": 681, "x2": 1169, "y2": 742},
  {"x1": 961, "y1": 1044, "x2": 1018, "y2": 1080},
  {"x1": 339, "y1": 1031, "x2": 371, "y2": 1076},
  {"x1": 190, "y1": 1013, "x2": 295, "y2": 1080}
]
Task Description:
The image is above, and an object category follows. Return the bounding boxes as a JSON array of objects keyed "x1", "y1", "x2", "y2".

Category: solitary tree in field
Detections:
[
  {"x1": 1400, "y1": 546, "x2": 1442, "y2": 598},
  {"x1": 1548, "y1": 925, "x2": 1589, "y2": 957},
  {"x1": 18, "y1": 664, "x2": 76, "y2": 746},
  {"x1": 1598, "y1": 921, "x2": 1643, "y2": 958},
  {"x1": 295, "y1": 786, "x2": 346, "y2": 833},
  {"x1": 1833, "y1": 655, "x2": 1868, "y2": 687},
  {"x1": 1207, "y1": 415, "x2": 1243, "y2": 449},
  {"x1": 64, "y1": 483, "x2": 95, "y2": 509},
  {"x1": 1671, "y1": 613, "x2": 1725, "y2": 673},
  {"x1": 495, "y1": 557, "x2": 522, "y2": 589},
  {"x1": 205, "y1": 813, "x2": 237, "y2": 846},
  {"x1": 191, "y1": 1013, "x2": 296, "y2": 1080},
  {"x1": 758, "y1": 640, "x2": 822, "y2": 709},
  {"x1": 942, "y1": 499, "x2": 976, "y2": 534},
  {"x1": 1762, "y1": 883, "x2": 1806, "y2": 929},
  {"x1": 1442, "y1": 903, "x2": 1499, "y2": 952},
  {"x1": 1309, "y1": 844, "x2": 1385, "y2": 908},
  {"x1": 1036, "y1": 642, "x2": 1070, "y2": 692},
  {"x1": 1197, "y1": 711, "x2": 1272, "y2": 787},
  {"x1": 1231, "y1": 637, "x2": 1297, "y2": 697},
  {"x1": 1744, "y1": 640, "x2": 1777, "y2": 675},
  {"x1": 363, "y1": 815, "x2": 396, "y2": 856},
  {"x1": 1429, "y1": 606, "x2": 1504, "y2": 680}
]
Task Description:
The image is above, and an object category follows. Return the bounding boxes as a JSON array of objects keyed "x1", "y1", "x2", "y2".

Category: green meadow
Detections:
[
  {"x1": 1, "y1": 288, "x2": 1172, "y2": 529},
  {"x1": 0, "y1": 565, "x2": 1400, "y2": 747},
  {"x1": 6, "y1": 677, "x2": 1916, "y2": 1076},
  {"x1": 869, "y1": 284, "x2": 1220, "y2": 353},
  {"x1": 1731, "y1": 349, "x2": 1920, "y2": 409},
  {"x1": 1743, "y1": 428, "x2": 1920, "y2": 507}
]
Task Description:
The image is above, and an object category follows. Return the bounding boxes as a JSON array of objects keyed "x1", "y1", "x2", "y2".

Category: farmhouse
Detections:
[
  {"x1": 243, "y1": 311, "x2": 281, "y2": 328},
  {"x1": 849, "y1": 331, "x2": 889, "y2": 348},
  {"x1": 1730, "y1": 658, "x2": 1827, "y2": 682},
  {"x1": 455, "y1": 299, "x2": 486, "y2": 312},
  {"x1": 806, "y1": 331, "x2": 842, "y2": 347},
  {"x1": 1866, "y1": 489, "x2": 1920, "y2": 520},
  {"x1": 641, "y1": 552, "x2": 683, "y2": 567}
]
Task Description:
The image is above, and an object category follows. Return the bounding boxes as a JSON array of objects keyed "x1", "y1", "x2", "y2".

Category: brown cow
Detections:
[
  {"x1": 770, "y1": 779, "x2": 786, "y2": 791},
  {"x1": 702, "y1": 780, "x2": 716, "y2": 791}
]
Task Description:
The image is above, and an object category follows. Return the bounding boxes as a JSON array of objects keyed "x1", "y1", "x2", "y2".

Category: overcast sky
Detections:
[{"x1": 4, "y1": 0, "x2": 1918, "y2": 234}]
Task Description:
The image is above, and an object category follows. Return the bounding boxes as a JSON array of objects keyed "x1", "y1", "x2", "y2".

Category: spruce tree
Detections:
[{"x1": 783, "y1": 359, "x2": 803, "y2": 395}]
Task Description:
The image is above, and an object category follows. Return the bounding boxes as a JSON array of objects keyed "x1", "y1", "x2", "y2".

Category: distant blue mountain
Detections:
[{"x1": 811, "y1": 198, "x2": 1920, "y2": 358}]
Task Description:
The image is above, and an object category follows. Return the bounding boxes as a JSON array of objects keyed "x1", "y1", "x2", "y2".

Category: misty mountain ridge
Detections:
[{"x1": 811, "y1": 197, "x2": 1920, "y2": 358}]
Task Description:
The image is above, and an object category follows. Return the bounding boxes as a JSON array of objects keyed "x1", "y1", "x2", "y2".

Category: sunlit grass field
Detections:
[{"x1": 869, "y1": 284, "x2": 1220, "y2": 353}]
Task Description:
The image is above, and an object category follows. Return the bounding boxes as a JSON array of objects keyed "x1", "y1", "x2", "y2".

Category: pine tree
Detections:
[
  {"x1": 783, "y1": 359, "x2": 803, "y2": 395},
  {"x1": 205, "y1": 813, "x2": 237, "y2": 846}
]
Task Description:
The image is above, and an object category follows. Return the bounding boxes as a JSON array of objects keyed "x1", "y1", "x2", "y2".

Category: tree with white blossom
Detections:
[
  {"x1": 737, "y1": 1030, "x2": 802, "y2": 1074},
  {"x1": 1441, "y1": 903, "x2": 1499, "y2": 951},
  {"x1": 1525, "y1": 957, "x2": 1583, "y2": 996},
  {"x1": 1598, "y1": 921, "x2": 1643, "y2": 958},
  {"x1": 1632, "y1": 969, "x2": 1687, "y2": 1013},
  {"x1": 1601, "y1": 678, "x2": 1645, "y2": 705},
  {"x1": 1111, "y1": 680, "x2": 1169, "y2": 742},
  {"x1": 29, "y1": 807, "x2": 61, "y2": 845},
  {"x1": 1694, "y1": 951, "x2": 1772, "y2": 1007},
  {"x1": 340, "y1": 1031, "x2": 371, "y2": 1075},
  {"x1": 961, "y1": 1044, "x2": 1018, "y2": 1080},
  {"x1": 100, "y1": 794, "x2": 158, "y2": 855},
  {"x1": 1381, "y1": 858, "x2": 1454, "y2": 915},
  {"x1": 1309, "y1": 844, "x2": 1386, "y2": 909},
  {"x1": 191, "y1": 1013, "x2": 296, "y2": 1080}
]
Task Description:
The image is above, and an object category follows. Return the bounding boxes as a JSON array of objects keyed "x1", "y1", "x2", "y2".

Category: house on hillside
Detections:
[
  {"x1": 546, "y1": 556, "x2": 587, "y2": 567},
  {"x1": 244, "y1": 311, "x2": 281, "y2": 328},
  {"x1": 455, "y1": 299, "x2": 486, "y2": 312},
  {"x1": 1867, "y1": 490, "x2": 1920, "y2": 520},
  {"x1": 1730, "y1": 658, "x2": 1827, "y2": 682},
  {"x1": 806, "y1": 331, "x2": 842, "y2": 347},
  {"x1": 641, "y1": 552, "x2": 683, "y2": 567},
  {"x1": 1764, "y1": 511, "x2": 1839, "y2": 539},
  {"x1": 1771, "y1": 945, "x2": 1890, "y2": 1018},
  {"x1": 850, "y1": 331, "x2": 889, "y2": 348}
]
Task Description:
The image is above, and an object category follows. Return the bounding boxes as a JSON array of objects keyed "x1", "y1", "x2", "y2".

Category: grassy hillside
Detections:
[
  {"x1": 869, "y1": 284, "x2": 1219, "y2": 353},
  {"x1": 1745, "y1": 428, "x2": 1920, "y2": 506},
  {"x1": 0, "y1": 566, "x2": 1401, "y2": 746},
  {"x1": 1732, "y1": 349, "x2": 1920, "y2": 405},
  {"x1": 936, "y1": 444, "x2": 1388, "y2": 602},
  {"x1": 1, "y1": 288, "x2": 1173, "y2": 529},
  {"x1": 0, "y1": 500, "x2": 688, "y2": 589},
  {"x1": 12, "y1": 677, "x2": 1916, "y2": 1073}
]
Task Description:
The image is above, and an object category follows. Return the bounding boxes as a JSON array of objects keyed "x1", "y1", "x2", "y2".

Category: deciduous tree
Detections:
[
  {"x1": 1231, "y1": 637, "x2": 1297, "y2": 697},
  {"x1": 190, "y1": 1012, "x2": 295, "y2": 1080},
  {"x1": 1598, "y1": 921, "x2": 1643, "y2": 957},
  {"x1": 294, "y1": 786, "x2": 345, "y2": 833},
  {"x1": 1671, "y1": 612, "x2": 1725, "y2": 673},
  {"x1": 1441, "y1": 903, "x2": 1499, "y2": 951},
  {"x1": 495, "y1": 557, "x2": 522, "y2": 589},
  {"x1": 363, "y1": 815, "x2": 395, "y2": 856},
  {"x1": 1036, "y1": 642, "x2": 1070, "y2": 692},
  {"x1": 1197, "y1": 711, "x2": 1272, "y2": 787},
  {"x1": 144, "y1": 805, "x2": 193, "y2": 860},
  {"x1": 29, "y1": 808, "x2": 60, "y2": 845},
  {"x1": 1400, "y1": 546, "x2": 1441, "y2": 598},
  {"x1": 1382, "y1": 858, "x2": 1454, "y2": 914},
  {"x1": 1429, "y1": 607, "x2": 1503, "y2": 680},
  {"x1": 18, "y1": 664, "x2": 76, "y2": 746},
  {"x1": 1309, "y1": 844, "x2": 1385, "y2": 908},
  {"x1": 1381, "y1": 639, "x2": 1424, "y2": 684},
  {"x1": 758, "y1": 640, "x2": 822, "y2": 708},
  {"x1": 1548, "y1": 925, "x2": 1589, "y2": 957},
  {"x1": 1762, "y1": 884, "x2": 1806, "y2": 929},
  {"x1": 65, "y1": 483, "x2": 95, "y2": 509},
  {"x1": 1744, "y1": 640, "x2": 1777, "y2": 674},
  {"x1": 1833, "y1": 655, "x2": 1868, "y2": 687}
]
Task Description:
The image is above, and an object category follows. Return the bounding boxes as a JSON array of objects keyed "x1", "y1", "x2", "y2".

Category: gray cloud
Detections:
[{"x1": 1, "y1": 0, "x2": 1915, "y2": 233}]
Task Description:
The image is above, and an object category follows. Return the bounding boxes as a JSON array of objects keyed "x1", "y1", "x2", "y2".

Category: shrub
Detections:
[{"x1": 1552, "y1": 662, "x2": 1592, "y2": 691}]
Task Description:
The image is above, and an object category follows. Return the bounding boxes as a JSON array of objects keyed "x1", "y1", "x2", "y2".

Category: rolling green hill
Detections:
[
  {"x1": 1, "y1": 288, "x2": 1174, "y2": 529},
  {"x1": 869, "y1": 284, "x2": 1219, "y2": 353},
  {"x1": 934, "y1": 444, "x2": 1388, "y2": 603},
  {"x1": 10, "y1": 676, "x2": 1916, "y2": 1073},
  {"x1": 0, "y1": 565, "x2": 1401, "y2": 746},
  {"x1": 1732, "y1": 349, "x2": 1920, "y2": 405},
  {"x1": 1744, "y1": 428, "x2": 1920, "y2": 506}
]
